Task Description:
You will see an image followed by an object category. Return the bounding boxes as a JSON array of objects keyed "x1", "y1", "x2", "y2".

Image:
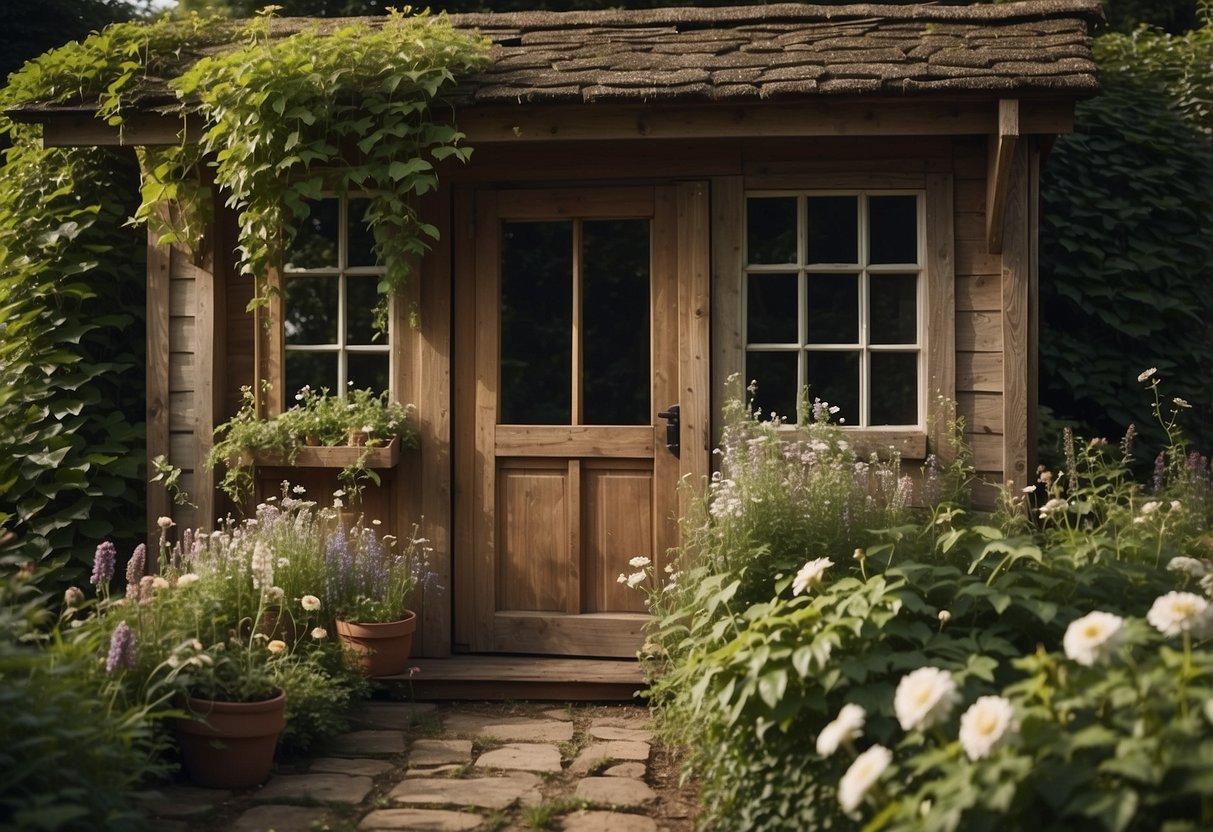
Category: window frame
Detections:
[
  {"x1": 279, "y1": 193, "x2": 393, "y2": 401},
  {"x1": 712, "y1": 171, "x2": 955, "y2": 461},
  {"x1": 743, "y1": 189, "x2": 926, "y2": 430}
]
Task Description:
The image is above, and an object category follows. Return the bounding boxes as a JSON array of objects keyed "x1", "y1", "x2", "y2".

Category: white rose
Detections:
[
  {"x1": 816, "y1": 704, "x2": 865, "y2": 758},
  {"x1": 958, "y1": 696, "x2": 1016, "y2": 761},
  {"x1": 838, "y1": 744, "x2": 892, "y2": 814},
  {"x1": 894, "y1": 667, "x2": 960, "y2": 732},
  {"x1": 1062, "y1": 611, "x2": 1124, "y2": 667}
]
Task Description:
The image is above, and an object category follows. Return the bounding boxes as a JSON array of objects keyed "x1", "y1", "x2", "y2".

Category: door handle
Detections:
[{"x1": 657, "y1": 404, "x2": 680, "y2": 457}]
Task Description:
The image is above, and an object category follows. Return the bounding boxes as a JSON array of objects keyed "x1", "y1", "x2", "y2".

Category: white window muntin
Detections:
[
  {"x1": 743, "y1": 190, "x2": 925, "y2": 429},
  {"x1": 283, "y1": 194, "x2": 391, "y2": 394}
]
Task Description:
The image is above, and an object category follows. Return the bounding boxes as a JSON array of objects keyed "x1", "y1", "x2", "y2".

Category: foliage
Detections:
[
  {"x1": 208, "y1": 384, "x2": 419, "y2": 503},
  {"x1": 0, "y1": 138, "x2": 146, "y2": 582},
  {"x1": 160, "y1": 8, "x2": 489, "y2": 309},
  {"x1": 0, "y1": 572, "x2": 173, "y2": 831},
  {"x1": 645, "y1": 375, "x2": 1213, "y2": 831},
  {"x1": 1038, "y1": 15, "x2": 1213, "y2": 466}
]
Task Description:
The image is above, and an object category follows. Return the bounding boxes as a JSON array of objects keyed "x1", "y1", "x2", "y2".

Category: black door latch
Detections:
[{"x1": 657, "y1": 404, "x2": 680, "y2": 457}]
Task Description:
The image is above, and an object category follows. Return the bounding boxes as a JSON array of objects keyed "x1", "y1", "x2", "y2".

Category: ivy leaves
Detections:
[{"x1": 173, "y1": 10, "x2": 490, "y2": 305}]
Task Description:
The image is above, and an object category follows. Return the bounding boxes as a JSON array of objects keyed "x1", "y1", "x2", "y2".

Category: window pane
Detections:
[
  {"x1": 583, "y1": 219, "x2": 650, "y2": 426},
  {"x1": 285, "y1": 277, "x2": 338, "y2": 345},
  {"x1": 346, "y1": 277, "x2": 381, "y2": 345},
  {"x1": 869, "y1": 275, "x2": 918, "y2": 345},
  {"x1": 286, "y1": 198, "x2": 339, "y2": 270},
  {"x1": 347, "y1": 198, "x2": 378, "y2": 268},
  {"x1": 870, "y1": 352, "x2": 918, "y2": 425},
  {"x1": 746, "y1": 197, "x2": 797, "y2": 265},
  {"x1": 348, "y1": 353, "x2": 390, "y2": 394},
  {"x1": 806, "y1": 350, "x2": 859, "y2": 425},
  {"x1": 500, "y1": 221, "x2": 573, "y2": 425},
  {"x1": 747, "y1": 273, "x2": 798, "y2": 344},
  {"x1": 868, "y1": 195, "x2": 918, "y2": 264},
  {"x1": 745, "y1": 351, "x2": 798, "y2": 424},
  {"x1": 807, "y1": 196, "x2": 858, "y2": 264},
  {"x1": 286, "y1": 352, "x2": 338, "y2": 399},
  {"x1": 807, "y1": 275, "x2": 859, "y2": 344}
]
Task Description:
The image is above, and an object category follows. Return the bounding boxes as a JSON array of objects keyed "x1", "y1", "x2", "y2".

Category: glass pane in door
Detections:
[
  {"x1": 500, "y1": 221, "x2": 573, "y2": 425},
  {"x1": 582, "y1": 219, "x2": 650, "y2": 425}
]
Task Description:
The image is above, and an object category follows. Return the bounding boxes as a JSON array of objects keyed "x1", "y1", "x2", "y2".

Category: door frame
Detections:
[{"x1": 451, "y1": 182, "x2": 711, "y2": 655}]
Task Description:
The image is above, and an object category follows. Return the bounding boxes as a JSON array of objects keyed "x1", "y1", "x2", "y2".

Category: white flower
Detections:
[
  {"x1": 151, "y1": 576, "x2": 170, "y2": 590},
  {"x1": 1167, "y1": 557, "x2": 1207, "y2": 578},
  {"x1": 1038, "y1": 498, "x2": 1068, "y2": 517},
  {"x1": 792, "y1": 557, "x2": 834, "y2": 596},
  {"x1": 301, "y1": 594, "x2": 322, "y2": 611},
  {"x1": 626, "y1": 571, "x2": 646, "y2": 588},
  {"x1": 894, "y1": 667, "x2": 960, "y2": 732},
  {"x1": 1063, "y1": 611, "x2": 1124, "y2": 666},
  {"x1": 264, "y1": 586, "x2": 284, "y2": 602},
  {"x1": 1140, "y1": 500, "x2": 1161, "y2": 516},
  {"x1": 157, "y1": 516, "x2": 174, "y2": 530},
  {"x1": 628, "y1": 556, "x2": 651, "y2": 568},
  {"x1": 959, "y1": 696, "x2": 1017, "y2": 761},
  {"x1": 277, "y1": 557, "x2": 290, "y2": 568},
  {"x1": 1147, "y1": 591, "x2": 1211, "y2": 637},
  {"x1": 1173, "y1": 397, "x2": 1191, "y2": 409},
  {"x1": 838, "y1": 744, "x2": 892, "y2": 813},
  {"x1": 1170, "y1": 500, "x2": 1182, "y2": 511},
  {"x1": 292, "y1": 485, "x2": 307, "y2": 494},
  {"x1": 267, "y1": 639, "x2": 287, "y2": 654},
  {"x1": 937, "y1": 609, "x2": 952, "y2": 625},
  {"x1": 251, "y1": 542, "x2": 274, "y2": 590},
  {"x1": 816, "y1": 704, "x2": 865, "y2": 757},
  {"x1": 311, "y1": 627, "x2": 328, "y2": 640},
  {"x1": 1022, "y1": 485, "x2": 1037, "y2": 494},
  {"x1": 1137, "y1": 367, "x2": 1157, "y2": 382}
]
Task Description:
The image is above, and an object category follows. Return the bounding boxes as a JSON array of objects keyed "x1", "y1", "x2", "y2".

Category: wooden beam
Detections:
[
  {"x1": 146, "y1": 215, "x2": 172, "y2": 563},
  {"x1": 30, "y1": 99, "x2": 1074, "y2": 150},
  {"x1": 1001, "y1": 142, "x2": 1031, "y2": 491},
  {"x1": 676, "y1": 182, "x2": 711, "y2": 515},
  {"x1": 925, "y1": 172, "x2": 957, "y2": 464},
  {"x1": 986, "y1": 99, "x2": 1020, "y2": 254},
  {"x1": 709, "y1": 176, "x2": 744, "y2": 448},
  {"x1": 459, "y1": 99, "x2": 1072, "y2": 144}
]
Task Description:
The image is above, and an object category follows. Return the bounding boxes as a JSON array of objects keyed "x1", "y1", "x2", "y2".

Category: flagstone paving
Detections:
[{"x1": 145, "y1": 700, "x2": 697, "y2": 831}]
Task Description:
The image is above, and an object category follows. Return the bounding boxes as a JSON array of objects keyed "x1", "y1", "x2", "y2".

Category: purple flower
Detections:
[
  {"x1": 91, "y1": 542, "x2": 116, "y2": 587},
  {"x1": 126, "y1": 543, "x2": 146, "y2": 586},
  {"x1": 1153, "y1": 452, "x2": 1167, "y2": 493},
  {"x1": 105, "y1": 622, "x2": 137, "y2": 674}
]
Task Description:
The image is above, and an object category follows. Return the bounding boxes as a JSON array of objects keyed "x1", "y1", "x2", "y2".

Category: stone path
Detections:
[{"x1": 147, "y1": 701, "x2": 697, "y2": 831}]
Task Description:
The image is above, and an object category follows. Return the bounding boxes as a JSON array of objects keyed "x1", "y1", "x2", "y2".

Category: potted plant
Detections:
[
  {"x1": 90, "y1": 516, "x2": 333, "y2": 788},
  {"x1": 208, "y1": 383, "x2": 419, "y2": 505},
  {"x1": 322, "y1": 518, "x2": 427, "y2": 677}
]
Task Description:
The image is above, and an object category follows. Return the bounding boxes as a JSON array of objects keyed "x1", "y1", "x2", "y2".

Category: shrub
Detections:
[{"x1": 646, "y1": 373, "x2": 1213, "y2": 831}]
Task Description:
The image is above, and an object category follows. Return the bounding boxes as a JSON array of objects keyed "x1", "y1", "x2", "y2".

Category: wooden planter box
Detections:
[{"x1": 245, "y1": 437, "x2": 400, "y2": 469}]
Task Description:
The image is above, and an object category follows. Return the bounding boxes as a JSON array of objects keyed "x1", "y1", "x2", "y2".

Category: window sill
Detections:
[
  {"x1": 842, "y1": 429, "x2": 927, "y2": 460},
  {"x1": 247, "y1": 437, "x2": 400, "y2": 469}
]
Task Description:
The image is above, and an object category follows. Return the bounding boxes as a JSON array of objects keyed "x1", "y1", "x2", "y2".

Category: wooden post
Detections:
[{"x1": 146, "y1": 218, "x2": 172, "y2": 568}]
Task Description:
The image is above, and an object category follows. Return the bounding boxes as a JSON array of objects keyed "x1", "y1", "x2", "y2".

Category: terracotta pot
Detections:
[
  {"x1": 335, "y1": 611, "x2": 417, "y2": 677},
  {"x1": 175, "y1": 689, "x2": 286, "y2": 789},
  {"x1": 303, "y1": 434, "x2": 322, "y2": 446},
  {"x1": 347, "y1": 429, "x2": 370, "y2": 447}
]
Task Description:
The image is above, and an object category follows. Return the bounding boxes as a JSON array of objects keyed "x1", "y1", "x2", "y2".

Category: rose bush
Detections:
[{"x1": 644, "y1": 371, "x2": 1213, "y2": 831}]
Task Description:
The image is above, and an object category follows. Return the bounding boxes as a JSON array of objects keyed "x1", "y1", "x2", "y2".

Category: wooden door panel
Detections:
[
  {"x1": 496, "y1": 464, "x2": 569, "y2": 612},
  {"x1": 582, "y1": 463, "x2": 653, "y2": 614}
]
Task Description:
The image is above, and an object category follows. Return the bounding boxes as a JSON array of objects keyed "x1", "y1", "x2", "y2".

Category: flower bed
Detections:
[{"x1": 644, "y1": 373, "x2": 1213, "y2": 831}]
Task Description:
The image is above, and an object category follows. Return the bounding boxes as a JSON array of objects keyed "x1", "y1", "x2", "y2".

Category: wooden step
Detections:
[{"x1": 378, "y1": 655, "x2": 648, "y2": 702}]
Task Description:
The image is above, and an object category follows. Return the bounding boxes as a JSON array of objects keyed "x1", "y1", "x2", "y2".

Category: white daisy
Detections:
[
  {"x1": 958, "y1": 696, "x2": 1017, "y2": 761},
  {"x1": 816, "y1": 704, "x2": 865, "y2": 757},
  {"x1": 838, "y1": 744, "x2": 892, "y2": 813},
  {"x1": 1147, "y1": 591, "x2": 1211, "y2": 637}
]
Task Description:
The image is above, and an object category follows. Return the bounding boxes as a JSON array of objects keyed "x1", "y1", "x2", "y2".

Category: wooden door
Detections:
[{"x1": 454, "y1": 185, "x2": 708, "y2": 657}]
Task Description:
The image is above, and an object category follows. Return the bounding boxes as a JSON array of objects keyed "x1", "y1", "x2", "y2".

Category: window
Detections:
[
  {"x1": 744, "y1": 191, "x2": 923, "y2": 428},
  {"x1": 282, "y1": 195, "x2": 390, "y2": 397}
]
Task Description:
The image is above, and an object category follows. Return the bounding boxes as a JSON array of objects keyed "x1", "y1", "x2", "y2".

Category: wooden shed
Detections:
[{"x1": 18, "y1": 1, "x2": 1101, "y2": 688}]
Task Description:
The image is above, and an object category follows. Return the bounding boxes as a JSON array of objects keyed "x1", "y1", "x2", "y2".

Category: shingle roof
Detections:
[
  {"x1": 9, "y1": 1, "x2": 1101, "y2": 120},
  {"x1": 442, "y1": 1, "x2": 1102, "y2": 103}
]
